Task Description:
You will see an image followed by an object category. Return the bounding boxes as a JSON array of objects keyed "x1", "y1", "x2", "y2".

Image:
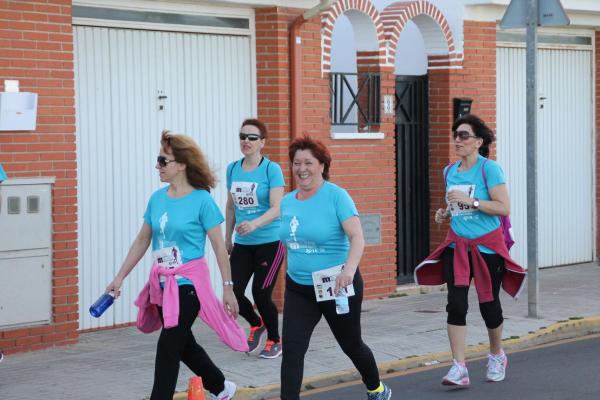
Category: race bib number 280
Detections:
[{"x1": 231, "y1": 181, "x2": 259, "y2": 209}]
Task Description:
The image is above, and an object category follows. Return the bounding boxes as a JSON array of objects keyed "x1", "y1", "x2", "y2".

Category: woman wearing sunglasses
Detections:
[
  {"x1": 106, "y1": 130, "x2": 247, "y2": 400},
  {"x1": 225, "y1": 119, "x2": 286, "y2": 358},
  {"x1": 415, "y1": 114, "x2": 525, "y2": 387}
]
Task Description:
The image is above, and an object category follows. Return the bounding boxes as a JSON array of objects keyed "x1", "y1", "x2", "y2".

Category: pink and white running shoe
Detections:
[{"x1": 442, "y1": 359, "x2": 470, "y2": 386}]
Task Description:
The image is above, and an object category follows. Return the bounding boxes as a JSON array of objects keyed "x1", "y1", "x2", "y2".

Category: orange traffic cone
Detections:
[{"x1": 188, "y1": 376, "x2": 205, "y2": 400}]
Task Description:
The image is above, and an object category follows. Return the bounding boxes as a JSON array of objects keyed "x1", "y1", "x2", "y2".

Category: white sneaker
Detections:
[
  {"x1": 442, "y1": 359, "x2": 470, "y2": 386},
  {"x1": 486, "y1": 351, "x2": 507, "y2": 382},
  {"x1": 209, "y1": 380, "x2": 236, "y2": 400}
]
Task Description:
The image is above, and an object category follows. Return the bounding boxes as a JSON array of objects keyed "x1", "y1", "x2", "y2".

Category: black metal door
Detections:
[{"x1": 395, "y1": 75, "x2": 429, "y2": 281}]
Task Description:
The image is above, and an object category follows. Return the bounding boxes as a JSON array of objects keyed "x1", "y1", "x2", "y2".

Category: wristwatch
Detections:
[
  {"x1": 223, "y1": 280, "x2": 234, "y2": 286},
  {"x1": 472, "y1": 198, "x2": 480, "y2": 209}
]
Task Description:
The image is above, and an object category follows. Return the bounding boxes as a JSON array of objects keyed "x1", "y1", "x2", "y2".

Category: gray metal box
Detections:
[{"x1": 0, "y1": 178, "x2": 54, "y2": 328}]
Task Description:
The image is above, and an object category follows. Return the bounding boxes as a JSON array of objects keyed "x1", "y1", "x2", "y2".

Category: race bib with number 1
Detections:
[{"x1": 311, "y1": 264, "x2": 355, "y2": 302}]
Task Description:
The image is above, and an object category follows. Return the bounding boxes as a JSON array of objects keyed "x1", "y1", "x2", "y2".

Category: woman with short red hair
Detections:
[{"x1": 278, "y1": 136, "x2": 391, "y2": 400}]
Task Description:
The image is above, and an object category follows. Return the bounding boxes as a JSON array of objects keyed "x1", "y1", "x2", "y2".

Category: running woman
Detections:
[
  {"x1": 106, "y1": 130, "x2": 247, "y2": 400},
  {"x1": 278, "y1": 136, "x2": 391, "y2": 400},
  {"x1": 415, "y1": 114, "x2": 526, "y2": 386},
  {"x1": 225, "y1": 118, "x2": 286, "y2": 358}
]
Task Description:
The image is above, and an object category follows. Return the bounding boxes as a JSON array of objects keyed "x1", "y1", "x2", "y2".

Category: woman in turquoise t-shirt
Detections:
[
  {"x1": 106, "y1": 130, "x2": 239, "y2": 400},
  {"x1": 225, "y1": 119, "x2": 286, "y2": 359},
  {"x1": 278, "y1": 136, "x2": 391, "y2": 400},
  {"x1": 433, "y1": 114, "x2": 512, "y2": 387}
]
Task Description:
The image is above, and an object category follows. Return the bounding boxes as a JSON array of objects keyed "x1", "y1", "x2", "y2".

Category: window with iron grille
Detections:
[{"x1": 330, "y1": 72, "x2": 380, "y2": 130}]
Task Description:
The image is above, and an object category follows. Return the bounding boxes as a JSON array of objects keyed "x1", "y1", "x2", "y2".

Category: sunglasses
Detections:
[
  {"x1": 157, "y1": 155, "x2": 177, "y2": 168},
  {"x1": 239, "y1": 133, "x2": 262, "y2": 142},
  {"x1": 453, "y1": 130, "x2": 479, "y2": 141}
]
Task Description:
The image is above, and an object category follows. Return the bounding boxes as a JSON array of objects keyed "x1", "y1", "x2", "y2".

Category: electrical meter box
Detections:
[
  {"x1": 0, "y1": 177, "x2": 54, "y2": 328},
  {"x1": 0, "y1": 92, "x2": 38, "y2": 131}
]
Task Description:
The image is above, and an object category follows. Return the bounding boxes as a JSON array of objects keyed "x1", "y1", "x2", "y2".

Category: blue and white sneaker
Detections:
[{"x1": 366, "y1": 382, "x2": 392, "y2": 400}]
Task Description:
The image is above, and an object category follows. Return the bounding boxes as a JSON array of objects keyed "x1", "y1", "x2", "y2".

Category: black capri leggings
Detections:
[
  {"x1": 230, "y1": 240, "x2": 284, "y2": 341},
  {"x1": 280, "y1": 271, "x2": 380, "y2": 400},
  {"x1": 443, "y1": 247, "x2": 506, "y2": 329}
]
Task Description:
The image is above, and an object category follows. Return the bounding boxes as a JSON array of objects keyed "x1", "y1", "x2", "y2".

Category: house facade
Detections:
[{"x1": 1, "y1": 0, "x2": 599, "y2": 354}]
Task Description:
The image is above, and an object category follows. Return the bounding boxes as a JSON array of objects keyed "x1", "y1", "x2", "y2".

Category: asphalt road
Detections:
[{"x1": 301, "y1": 334, "x2": 600, "y2": 400}]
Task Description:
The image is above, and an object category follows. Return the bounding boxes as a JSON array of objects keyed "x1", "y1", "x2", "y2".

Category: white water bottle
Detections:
[{"x1": 335, "y1": 292, "x2": 349, "y2": 315}]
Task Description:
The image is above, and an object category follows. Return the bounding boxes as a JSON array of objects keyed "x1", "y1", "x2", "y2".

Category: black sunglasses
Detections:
[
  {"x1": 239, "y1": 133, "x2": 262, "y2": 142},
  {"x1": 157, "y1": 155, "x2": 177, "y2": 168},
  {"x1": 453, "y1": 130, "x2": 479, "y2": 141}
]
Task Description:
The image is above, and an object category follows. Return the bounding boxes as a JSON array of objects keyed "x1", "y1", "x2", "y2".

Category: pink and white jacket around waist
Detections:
[{"x1": 134, "y1": 258, "x2": 249, "y2": 352}]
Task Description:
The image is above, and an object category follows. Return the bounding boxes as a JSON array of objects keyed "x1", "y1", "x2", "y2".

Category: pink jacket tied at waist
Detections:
[
  {"x1": 134, "y1": 258, "x2": 249, "y2": 352},
  {"x1": 414, "y1": 227, "x2": 527, "y2": 303}
]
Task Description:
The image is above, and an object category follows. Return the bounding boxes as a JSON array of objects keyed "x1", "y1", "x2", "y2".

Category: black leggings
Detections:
[
  {"x1": 443, "y1": 247, "x2": 506, "y2": 329},
  {"x1": 230, "y1": 241, "x2": 284, "y2": 341},
  {"x1": 280, "y1": 272, "x2": 380, "y2": 400},
  {"x1": 150, "y1": 285, "x2": 225, "y2": 400}
]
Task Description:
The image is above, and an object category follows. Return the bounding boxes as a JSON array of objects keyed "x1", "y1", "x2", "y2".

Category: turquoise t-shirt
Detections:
[
  {"x1": 143, "y1": 187, "x2": 224, "y2": 285},
  {"x1": 0, "y1": 164, "x2": 6, "y2": 182},
  {"x1": 227, "y1": 157, "x2": 285, "y2": 245},
  {"x1": 445, "y1": 155, "x2": 505, "y2": 254},
  {"x1": 279, "y1": 181, "x2": 358, "y2": 285}
]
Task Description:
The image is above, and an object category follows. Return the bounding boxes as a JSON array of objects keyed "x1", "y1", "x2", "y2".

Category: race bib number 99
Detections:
[
  {"x1": 231, "y1": 181, "x2": 259, "y2": 209},
  {"x1": 447, "y1": 184, "x2": 476, "y2": 217}
]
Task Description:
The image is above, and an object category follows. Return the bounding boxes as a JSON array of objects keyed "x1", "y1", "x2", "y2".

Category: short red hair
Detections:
[{"x1": 288, "y1": 136, "x2": 332, "y2": 180}]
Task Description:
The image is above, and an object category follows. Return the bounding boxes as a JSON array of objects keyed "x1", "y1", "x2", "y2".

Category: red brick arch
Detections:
[
  {"x1": 382, "y1": 0, "x2": 457, "y2": 67},
  {"x1": 321, "y1": 0, "x2": 389, "y2": 73}
]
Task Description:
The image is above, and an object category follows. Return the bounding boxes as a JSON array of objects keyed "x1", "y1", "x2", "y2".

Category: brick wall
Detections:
[
  {"x1": 255, "y1": 7, "x2": 297, "y2": 308},
  {"x1": 0, "y1": 0, "x2": 78, "y2": 354},
  {"x1": 255, "y1": 7, "x2": 397, "y2": 302},
  {"x1": 296, "y1": 15, "x2": 397, "y2": 299},
  {"x1": 428, "y1": 20, "x2": 497, "y2": 249}
]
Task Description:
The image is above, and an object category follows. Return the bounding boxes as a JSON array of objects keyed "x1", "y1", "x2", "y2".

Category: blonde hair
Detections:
[{"x1": 160, "y1": 130, "x2": 216, "y2": 191}]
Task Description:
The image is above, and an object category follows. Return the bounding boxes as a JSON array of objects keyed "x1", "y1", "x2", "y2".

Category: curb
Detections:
[{"x1": 174, "y1": 316, "x2": 600, "y2": 400}]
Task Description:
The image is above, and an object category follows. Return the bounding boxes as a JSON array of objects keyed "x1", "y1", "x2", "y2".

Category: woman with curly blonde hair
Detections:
[{"x1": 106, "y1": 130, "x2": 247, "y2": 400}]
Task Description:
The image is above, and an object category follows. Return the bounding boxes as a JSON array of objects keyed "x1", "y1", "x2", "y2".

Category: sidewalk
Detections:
[{"x1": 1, "y1": 262, "x2": 599, "y2": 400}]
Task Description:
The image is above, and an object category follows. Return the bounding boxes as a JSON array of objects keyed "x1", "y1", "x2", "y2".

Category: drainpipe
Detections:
[{"x1": 290, "y1": 0, "x2": 333, "y2": 141}]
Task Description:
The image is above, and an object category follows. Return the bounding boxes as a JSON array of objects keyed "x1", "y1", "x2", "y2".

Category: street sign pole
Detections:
[{"x1": 526, "y1": 0, "x2": 539, "y2": 318}]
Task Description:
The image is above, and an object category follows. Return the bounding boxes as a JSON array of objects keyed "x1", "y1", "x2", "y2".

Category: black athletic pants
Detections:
[
  {"x1": 280, "y1": 272, "x2": 380, "y2": 399},
  {"x1": 230, "y1": 240, "x2": 284, "y2": 341},
  {"x1": 150, "y1": 285, "x2": 225, "y2": 400}
]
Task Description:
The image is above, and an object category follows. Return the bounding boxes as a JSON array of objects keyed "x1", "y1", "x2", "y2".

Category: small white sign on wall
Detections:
[{"x1": 383, "y1": 95, "x2": 394, "y2": 115}]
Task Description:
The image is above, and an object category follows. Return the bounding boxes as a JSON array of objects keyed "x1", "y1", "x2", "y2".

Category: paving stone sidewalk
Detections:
[{"x1": 1, "y1": 262, "x2": 599, "y2": 400}]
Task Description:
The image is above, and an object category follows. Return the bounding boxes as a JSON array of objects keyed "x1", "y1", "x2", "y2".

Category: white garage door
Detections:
[
  {"x1": 75, "y1": 26, "x2": 254, "y2": 330},
  {"x1": 497, "y1": 37, "x2": 593, "y2": 268}
]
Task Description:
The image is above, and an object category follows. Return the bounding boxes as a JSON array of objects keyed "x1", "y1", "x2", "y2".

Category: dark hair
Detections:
[
  {"x1": 241, "y1": 118, "x2": 268, "y2": 139},
  {"x1": 288, "y1": 136, "x2": 332, "y2": 180},
  {"x1": 161, "y1": 129, "x2": 216, "y2": 191},
  {"x1": 452, "y1": 113, "x2": 495, "y2": 158}
]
